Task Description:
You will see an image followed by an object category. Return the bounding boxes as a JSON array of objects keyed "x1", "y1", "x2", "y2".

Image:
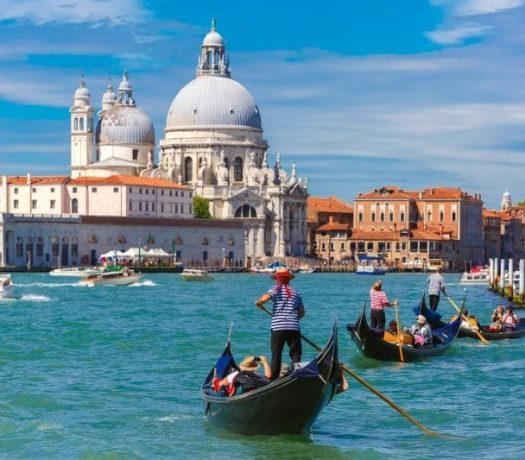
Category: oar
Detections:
[
  {"x1": 257, "y1": 304, "x2": 443, "y2": 437},
  {"x1": 445, "y1": 295, "x2": 489, "y2": 345},
  {"x1": 392, "y1": 300, "x2": 404, "y2": 362}
]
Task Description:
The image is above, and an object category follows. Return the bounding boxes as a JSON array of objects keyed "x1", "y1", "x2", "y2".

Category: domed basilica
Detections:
[{"x1": 70, "y1": 19, "x2": 308, "y2": 260}]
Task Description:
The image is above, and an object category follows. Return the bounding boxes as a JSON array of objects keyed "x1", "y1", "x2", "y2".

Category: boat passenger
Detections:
[
  {"x1": 255, "y1": 268, "x2": 305, "y2": 380},
  {"x1": 501, "y1": 307, "x2": 519, "y2": 331},
  {"x1": 369, "y1": 280, "x2": 396, "y2": 333},
  {"x1": 489, "y1": 305, "x2": 505, "y2": 331},
  {"x1": 387, "y1": 320, "x2": 398, "y2": 335},
  {"x1": 214, "y1": 355, "x2": 271, "y2": 396},
  {"x1": 452, "y1": 309, "x2": 480, "y2": 331},
  {"x1": 407, "y1": 315, "x2": 433, "y2": 347}
]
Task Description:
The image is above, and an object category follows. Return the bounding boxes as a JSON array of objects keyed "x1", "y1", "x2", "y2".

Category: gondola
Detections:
[
  {"x1": 347, "y1": 307, "x2": 461, "y2": 362},
  {"x1": 416, "y1": 295, "x2": 525, "y2": 341},
  {"x1": 201, "y1": 324, "x2": 344, "y2": 435}
]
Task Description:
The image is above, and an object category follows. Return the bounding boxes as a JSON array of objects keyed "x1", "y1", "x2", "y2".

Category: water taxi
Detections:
[
  {"x1": 79, "y1": 268, "x2": 142, "y2": 287},
  {"x1": 49, "y1": 266, "x2": 104, "y2": 277},
  {"x1": 180, "y1": 268, "x2": 213, "y2": 281},
  {"x1": 0, "y1": 275, "x2": 15, "y2": 298},
  {"x1": 459, "y1": 267, "x2": 489, "y2": 285},
  {"x1": 356, "y1": 256, "x2": 387, "y2": 275}
]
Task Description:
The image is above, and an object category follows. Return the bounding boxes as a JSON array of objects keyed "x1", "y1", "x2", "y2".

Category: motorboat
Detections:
[
  {"x1": 356, "y1": 255, "x2": 387, "y2": 275},
  {"x1": 181, "y1": 268, "x2": 213, "y2": 281},
  {"x1": 79, "y1": 268, "x2": 143, "y2": 287},
  {"x1": 459, "y1": 269, "x2": 489, "y2": 285},
  {"x1": 49, "y1": 266, "x2": 105, "y2": 277},
  {"x1": 0, "y1": 275, "x2": 15, "y2": 298}
]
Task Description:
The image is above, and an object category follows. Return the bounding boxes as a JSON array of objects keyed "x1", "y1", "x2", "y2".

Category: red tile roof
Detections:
[
  {"x1": 7, "y1": 176, "x2": 69, "y2": 185},
  {"x1": 68, "y1": 175, "x2": 190, "y2": 189},
  {"x1": 356, "y1": 186, "x2": 480, "y2": 201},
  {"x1": 355, "y1": 186, "x2": 417, "y2": 200},
  {"x1": 317, "y1": 222, "x2": 351, "y2": 232},
  {"x1": 349, "y1": 230, "x2": 400, "y2": 241},
  {"x1": 308, "y1": 196, "x2": 353, "y2": 213}
]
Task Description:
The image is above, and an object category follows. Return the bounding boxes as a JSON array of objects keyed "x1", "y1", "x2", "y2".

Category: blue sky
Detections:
[{"x1": 1, "y1": 0, "x2": 525, "y2": 207}]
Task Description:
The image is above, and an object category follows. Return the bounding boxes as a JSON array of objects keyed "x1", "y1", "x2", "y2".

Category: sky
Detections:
[{"x1": 1, "y1": 0, "x2": 525, "y2": 208}]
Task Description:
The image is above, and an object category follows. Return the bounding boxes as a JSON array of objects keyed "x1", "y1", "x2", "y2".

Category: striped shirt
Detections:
[
  {"x1": 370, "y1": 289, "x2": 389, "y2": 311},
  {"x1": 427, "y1": 273, "x2": 445, "y2": 296},
  {"x1": 267, "y1": 284, "x2": 304, "y2": 331}
]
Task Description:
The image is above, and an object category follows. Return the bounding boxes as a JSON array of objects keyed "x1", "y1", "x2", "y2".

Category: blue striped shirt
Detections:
[
  {"x1": 427, "y1": 272, "x2": 445, "y2": 296},
  {"x1": 267, "y1": 284, "x2": 304, "y2": 331}
]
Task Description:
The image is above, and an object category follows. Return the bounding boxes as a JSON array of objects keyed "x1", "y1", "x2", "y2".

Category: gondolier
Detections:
[
  {"x1": 427, "y1": 266, "x2": 446, "y2": 311},
  {"x1": 255, "y1": 268, "x2": 305, "y2": 380}
]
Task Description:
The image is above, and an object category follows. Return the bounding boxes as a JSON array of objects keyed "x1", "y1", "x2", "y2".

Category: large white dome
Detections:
[
  {"x1": 96, "y1": 105, "x2": 154, "y2": 145},
  {"x1": 166, "y1": 76, "x2": 262, "y2": 130}
]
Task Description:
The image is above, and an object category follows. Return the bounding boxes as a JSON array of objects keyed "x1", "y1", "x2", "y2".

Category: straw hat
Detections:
[
  {"x1": 271, "y1": 267, "x2": 294, "y2": 280},
  {"x1": 238, "y1": 356, "x2": 260, "y2": 372},
  {"x1": 417, "y1": 315, "x2": 427, "y2": 325}
]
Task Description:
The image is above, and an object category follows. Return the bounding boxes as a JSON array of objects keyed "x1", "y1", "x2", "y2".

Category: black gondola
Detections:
[
  {"x1": 347, "y1": 307, "x2": 461, "y2": 362},
  {"x1": 201, "y1": 325, "x2": 343, "y2": 435},
  {"x1": 416, "y1": 295, "x2": 525, "y2": 341},
  {"x1": 458, "y1": 318, "x2": 525, "y2": 341}
]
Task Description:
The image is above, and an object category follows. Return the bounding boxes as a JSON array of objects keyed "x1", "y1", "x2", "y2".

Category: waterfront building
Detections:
[
  {"x1": 307, "y1": 196, "x2": 353, "y2": 263},
  {"x1": 0, "y1": 19, "x2": 308, "y2": 268},
  {"x1": 352, "y1": 186, "x2": 484, "y2": 270}
]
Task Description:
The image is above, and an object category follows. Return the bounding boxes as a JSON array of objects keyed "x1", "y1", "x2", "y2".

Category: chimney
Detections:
[
  {"x1": 26, "y1": 173, "x2": 31, "y2": 185},
  {"x1": 329, "y1": 215, "x2": 334, "y2": 224}
]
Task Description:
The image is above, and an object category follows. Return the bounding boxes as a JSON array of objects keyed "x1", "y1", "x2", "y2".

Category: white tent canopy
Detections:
[
  {"x1": 122, "y1": 247, "x2": 143, "y2": 259},
  {"x1": 147, "y1": 247, "x2": 171, "y2": 257},
  {"x1": 99, "y1": 250, "x2": 127, "y2": 261}
]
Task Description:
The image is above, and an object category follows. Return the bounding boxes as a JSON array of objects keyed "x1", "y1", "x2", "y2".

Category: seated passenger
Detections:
[
  {"x1": 489, "y1": 305, "x2": 505, "y2": 331},
  {"x1": 501, "y1": 307, "x2": 519, "y2": 331},
  {"x1": 383, "y1": 320, "x2": 399, "y2": 343},
  {"x1": 214, "y1": 355, "x2": 271, "y2": 396},
  {"x1": 452, "y1": 309, "x2": 480, "y2": 331},
  {"x1": 407, "y1": 315, "x2": 433, "y2": 346}
]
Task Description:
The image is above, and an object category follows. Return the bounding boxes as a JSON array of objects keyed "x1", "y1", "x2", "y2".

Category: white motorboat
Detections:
[
  {"x1": 356, "y1": 256, "x2": 387, "y2": 275},
  {"x1": 79, "y1": 268, "x2": 143, "y2": 287},
  {"x1": 459, "y1": 270, "x2": 489, "y2": 285},
  {"x1": 0, "y1": 275, "x2": 15, "y2": 298},
  {"x1": 50, "y1": 266, "x2": 104, "y2": 277},
  {"x1": 180, "y1": 269, "x2": 213, "y2": 281}
]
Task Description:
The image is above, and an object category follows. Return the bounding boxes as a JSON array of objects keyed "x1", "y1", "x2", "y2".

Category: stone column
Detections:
[
  {"x1": 257, "y1": 224, "x2": 265, "y2": 258},
  {"x1": 499, "y1": 258, "x2": 505, "y2": 291},
  {"x1": 508, "y1": 258, "x2": 514, "y2": 300},
  {"x1": 518, "y1": 259, "x2": 525, "y2": 302},
  {"x1": 494, "y1": 257, "x2": 499, "y2": 290}
]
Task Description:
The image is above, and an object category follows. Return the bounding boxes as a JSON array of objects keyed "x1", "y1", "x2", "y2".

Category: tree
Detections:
[
  {"x1": 193, "y1": 195, "x2": 212, "y2": 219},
  {"x1": 517, "y1": 200, "x2": 525, "y2": 207}
]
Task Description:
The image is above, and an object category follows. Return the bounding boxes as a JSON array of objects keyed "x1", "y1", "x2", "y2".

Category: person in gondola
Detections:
[
  {"x1": 501, "y1": 307, "x2": 519, "y2": 331},
  {"x1": 407, "y1": 315, "x2": 433, "y2": 347},
  {"x1": 489, "y1": 305, "x2": 505, "y2": 331},
  {"x1": 214, "y1": 355, "x2": 272, "y2": 396},
  {"x1": 369, "y1": 280, "x2": 396, "y2": 333},
  {"x1": 255, "y1": 268, "x2": 305, "y2": 380},
  {"x1": 427, "y1": 266, "x2": 446, "y2": 311}
]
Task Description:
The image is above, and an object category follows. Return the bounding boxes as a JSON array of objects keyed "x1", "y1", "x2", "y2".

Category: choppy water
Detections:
[{"x1": 0, "y1": 272, "x2": 522, "y2": 458}]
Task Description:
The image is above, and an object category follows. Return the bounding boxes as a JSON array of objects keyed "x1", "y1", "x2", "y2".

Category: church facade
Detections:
[{"x1": 0, "y1": 20, "x2": 307, "y2": 268}]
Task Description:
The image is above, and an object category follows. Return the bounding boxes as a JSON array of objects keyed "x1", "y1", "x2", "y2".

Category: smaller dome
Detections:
[
  {"x1": 203, "y1": 30, "x2": 224, "y2": 47},
  {"x1": 96, "y1": 105, "x2": 154, "y2": 146},
  {"x1": 118, "y1": 72, "x2": 133, "y2": 93},
  {"x1": 74, "y1": 81, "x2": 90, "y2": 102},
  {"x1": 102, "y1": 83, "x2": 116, "y2": 104}
]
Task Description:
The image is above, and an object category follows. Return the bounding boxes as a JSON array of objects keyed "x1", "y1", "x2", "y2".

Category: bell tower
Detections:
[{"x1": 70, "y1": 77, "x2": 94, "y2": 176}]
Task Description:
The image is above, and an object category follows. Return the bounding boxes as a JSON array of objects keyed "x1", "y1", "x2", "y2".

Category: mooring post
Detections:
[
  {"x1": 508, "y1": 258, "x2": 514, "y2": 300},
  {"x1": 520, "y1": 259, "x2": 525, "y2": 304},
  {"x1": 499, "y1": 258, "x2": 505, "y2": 294}
]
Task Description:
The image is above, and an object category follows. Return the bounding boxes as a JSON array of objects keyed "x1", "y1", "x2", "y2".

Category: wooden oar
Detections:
[
  {"x1": 445, "y1": 295, "x2": 489, "y2": 345},
  {"x1": 392, "y1": 300, "x2": 404, "y2": 362},
  {"x1": 257, "y1": 304, "x2": 443, "y2": 437}
]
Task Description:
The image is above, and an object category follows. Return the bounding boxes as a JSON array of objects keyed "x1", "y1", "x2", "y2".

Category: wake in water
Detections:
[
  {"x1": 129, "y1": 279, "x2": 156, "y2": 287},
  {"x1": 15, "y1": 281, "x2": 79, "y2": 288},
  {"x1": 19, "y1": 294, "x2": 51, "y2": 302}
]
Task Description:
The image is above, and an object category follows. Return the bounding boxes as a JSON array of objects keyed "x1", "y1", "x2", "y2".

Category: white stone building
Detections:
[{"x1": 0, "y1": 19, "x2": 307, "y2": 267}]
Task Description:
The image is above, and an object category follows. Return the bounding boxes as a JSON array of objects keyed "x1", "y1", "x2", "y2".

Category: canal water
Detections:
[{"x1": 0, "y1": 272, "x2": 522, "y2": 458}]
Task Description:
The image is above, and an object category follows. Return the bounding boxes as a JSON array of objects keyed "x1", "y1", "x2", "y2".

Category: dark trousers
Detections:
[
  {"x1": 370, "y1": 309, "x2": 386, "y2": 332},
  {"x1": 270, "y1": 330, "x2": 302, "y2": 380},
  {"x1": 429, "y1": 294, "x2": 440, "y2": 312}
]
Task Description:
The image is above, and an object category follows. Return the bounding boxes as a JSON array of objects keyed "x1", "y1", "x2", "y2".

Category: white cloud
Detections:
[
  {"x1": 426, "y1": 23, "x2": 492, "y2": 44},
  {"x1": 0, "y1": 0, "x2": 148, "y2": 26},
  {"x1": 456, "y1": 0, "x2": 523, "y2": 16}
]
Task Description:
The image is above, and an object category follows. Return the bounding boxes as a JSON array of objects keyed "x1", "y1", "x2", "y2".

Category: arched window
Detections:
[
  {"x1": 71, "y1": 198, "x2": 78, "y2": 214},
  {"x1": 79, "y1": 118, "x2": 85, "y2": 130},
  {"x1": 202, "y1": 238, "x2": 209, "y2": 245},
  {"x1": 74, "y1": 118, "x2": 78, "y2": 130},
  {"x1": 184, "y1": 157, "x2": 193, "y2": 182},
  {"x1": 234, "y1": 204, "x2": 257, "y2": 218},
  {"x1": 233, "y1": 157, "x2": 243, "y2": 182}
]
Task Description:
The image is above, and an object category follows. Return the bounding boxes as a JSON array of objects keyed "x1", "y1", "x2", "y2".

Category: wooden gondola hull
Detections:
[
  {"x1": 459, "y1": 318, "x2": 525, "y2": 341},
  {"x1": 348, "y1": 309, "x2": 461, "y2": 362},
  {"x1": 201, "y1": 326, "x2": 341, "y2": 435},
  {"x1": 203, "y1": 376, "x2": 337, "y2": 435}
]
